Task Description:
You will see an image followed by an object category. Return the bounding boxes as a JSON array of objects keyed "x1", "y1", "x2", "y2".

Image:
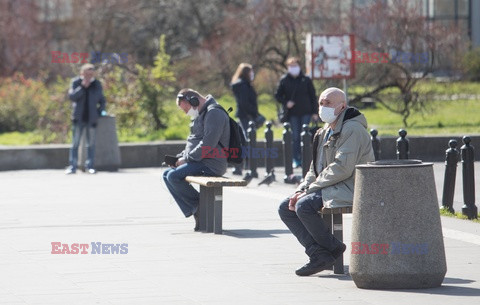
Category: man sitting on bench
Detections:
[
  {"x1": 278, "y1": 87, "x2": 375, "y2": 276},
  {"x1": 163, "y1": 88, "x2": 230, "y2": 231}
]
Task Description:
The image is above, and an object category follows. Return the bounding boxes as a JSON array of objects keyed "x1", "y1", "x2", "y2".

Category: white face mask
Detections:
[
  {"x1": 288, "y1": 65, "x2": 301, "y2": 77},
  {"x1": 250, "y1": 71, "x2": 255, "y2": 81},
  {"x1": 319, "y1": 105, "x2": 340, "y2": 124},
  {"x1": 186, "y1": 106, "x2": 199, "y2": 119}
]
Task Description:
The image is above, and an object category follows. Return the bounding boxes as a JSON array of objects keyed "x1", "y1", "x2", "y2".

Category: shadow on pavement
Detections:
[
  {"x1": 442, "y1": 277, "x2": 476, "y2": 284},
  {"x1": 398, "y1": 284, "x2": 480, "y2": 296},
  {"x1": 318, "y1": 267, "x2": 353, "y2": 281},
  {"x1": 222, "y1": 229, "x2": 291, "y2": 238},
  {"x1": 357, "y1": 278, "x2": 479, "y2": 296}
]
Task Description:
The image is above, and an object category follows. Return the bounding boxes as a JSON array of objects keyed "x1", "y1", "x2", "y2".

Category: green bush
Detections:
[
  {"x1": 0, "y1": 73, "x2": 71, "y2": 143},
  {"x1": 0, "y1": 73, "x2": 43, "y2": 132},
  {"x1": 462, "y1": 47, "x2": 480, "y2": 81}
]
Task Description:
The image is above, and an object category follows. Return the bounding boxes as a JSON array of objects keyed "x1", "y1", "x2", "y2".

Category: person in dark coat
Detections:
[
  {"x1": 65, "y1": 64, "x2": 106, "y2": 174},
  {"x1": 231, "y1": 63, "x2": 259, "y2": 134},
  {"x1": 275, "y1": 57, "x2": 318, "y2": 168},
  {"x1": 230, "y1": 63, "x2": 260, "y2": 175}
]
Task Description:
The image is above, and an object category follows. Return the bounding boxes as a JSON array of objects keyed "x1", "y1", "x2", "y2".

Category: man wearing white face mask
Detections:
[
  {"x1": 275, "y1": 57, "x2": 318, "y2": 168},
  {"x1": 163, "y1": 88, "x2": 230, "y2": 231},
  {"x1": 278, "y1": 87, "x2": 374, "y2": 276}
]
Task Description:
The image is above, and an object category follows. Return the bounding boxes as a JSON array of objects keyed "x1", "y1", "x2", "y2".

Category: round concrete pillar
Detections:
[{"x1": 350, "y1": 160, "x2": 447, "y2": 289}]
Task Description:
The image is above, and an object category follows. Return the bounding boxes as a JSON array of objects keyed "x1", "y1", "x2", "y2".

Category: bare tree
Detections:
[
  {"x1": 0, "y1": 0, "x2": 52, "y2": 77},
  {"x1": 348, "y1": 0, "x2": 466, "y2": 127}
]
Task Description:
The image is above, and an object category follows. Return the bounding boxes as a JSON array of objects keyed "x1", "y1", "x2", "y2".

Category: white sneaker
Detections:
[
  {"x1": 65, "y1": 167, "x2": 76, "y2": 175},
  {"x1": 87, "y1": 168, "x2": 97, "y2": 174}
]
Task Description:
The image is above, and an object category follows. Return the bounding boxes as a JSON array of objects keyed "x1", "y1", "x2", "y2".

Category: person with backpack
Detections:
[
  {"x1": 163, "y1": 88, "x2": 231, "y2": 231},
  {"x1": 275, "y1": 57, "x2": 318, "y2": 169}
]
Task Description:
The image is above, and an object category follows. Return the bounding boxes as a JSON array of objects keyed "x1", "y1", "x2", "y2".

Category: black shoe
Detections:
[
  {"x1": 295, "y1": 254, "x2": 335, "y2": 276},
  {"x1": 232, "y1": 169, "x2": 242, "y2": 175},
  {"x1": 331, "y1": 243, "x2": 346, "y2": 260},
  {"x1": 193, "y1": 212, "x2": 200, "y2": 232}
]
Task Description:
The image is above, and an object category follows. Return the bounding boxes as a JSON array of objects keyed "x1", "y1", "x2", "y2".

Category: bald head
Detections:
[
  {"x1": 319, "y1": 87, "x2": 346, "y2": 106},
  {"x1": 318, "y1": 87, "x2": 347, "y2": 125}
]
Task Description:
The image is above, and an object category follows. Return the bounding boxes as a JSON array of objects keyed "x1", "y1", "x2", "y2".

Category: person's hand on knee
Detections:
[{"x1": 289, "y1": 191, "x2": 306, "y2": 211}]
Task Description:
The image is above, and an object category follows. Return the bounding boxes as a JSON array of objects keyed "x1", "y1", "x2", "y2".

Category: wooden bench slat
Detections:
[
  {"x1": 185, "y1": 176, "x2": 248, "y2": 187},
  {"x1": 321, "y1": 206, "x2": 353, "y2": 214}
]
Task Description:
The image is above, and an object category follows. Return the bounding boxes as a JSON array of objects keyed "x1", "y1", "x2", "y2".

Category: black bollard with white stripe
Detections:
[
  {"x1": 247, "y1": 121, "x2": 258, "y2": 178},
  {"x1": 396, "y1": 129, "x2": 409, "y2": 159},
  {"x1": 264, "y1": 121, "x2": 274, "y2": 176},
  {"x1": 283, "y1": 123, "x2": 293, "y2": 182},
  {"x1": 461, "y1": 136, "x2": 478, "y2": 219},
  {"x1": 301, "y1": 124, "x2": 312, "y2": 177},
  {"x1": 441, "y1": 140, "x2": 459, "y2": 213},
  {"x1": 370, "y1": 129, "x2": 380, "y2": 160}
]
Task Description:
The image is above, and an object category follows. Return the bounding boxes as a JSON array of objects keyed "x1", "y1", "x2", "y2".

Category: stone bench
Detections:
[
  {"x1": 185, "y1": 176, "x2": 247, "y2": 234},
  {"x1": 320, "y1": 206, "x2": 353, "y2": 274}
]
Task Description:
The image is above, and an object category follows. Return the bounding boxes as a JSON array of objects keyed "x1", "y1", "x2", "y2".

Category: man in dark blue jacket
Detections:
[
  {"x1": 275, "y1": 57, "x2": 318, "y2": 168},
  {"x1": 65, "y1": 64, "x2": 106, "y2": 174}
]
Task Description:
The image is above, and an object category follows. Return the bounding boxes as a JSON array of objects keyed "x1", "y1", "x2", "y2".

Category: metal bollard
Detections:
[
  {"x1": 301, "y1": 124, "x2": 312, "y2": 177},
  {"x1": 396, "y1": 129, "x2": 409, "y2": 159},
  {"x1": 441, "y1": 140, "x2": 459, "y2": 213},
  {"x1": 247, "y1": 121, "x2": 258, "y2": 178},
  {"x1": 370, "y1": 129, "x2": 381, "y2": 160},
  {"x1": 264, "y1": 121, "x2": 274, "y2": 175},
  {"x1": 283, "y1": 122, "x2": 293, "y2": 182},
  {"x1": 461, "y1": 136, "x2": 478, "y2": 219}
]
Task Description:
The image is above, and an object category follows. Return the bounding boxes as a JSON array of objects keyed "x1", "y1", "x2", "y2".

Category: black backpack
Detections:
[{"x1": 207, "y1": 105, "x2": 246, "y2": 164}]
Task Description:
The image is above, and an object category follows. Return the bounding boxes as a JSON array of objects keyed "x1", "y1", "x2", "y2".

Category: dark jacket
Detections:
[
  {"x1": 68, "y1": 77, "x2": 106, "y2": 126},
  {"x1": 274, "y1": 72, "x2": 317, "y2": 117},
  {"x1": 231, "y1": 79, "x2": 258, "y2": 119}
]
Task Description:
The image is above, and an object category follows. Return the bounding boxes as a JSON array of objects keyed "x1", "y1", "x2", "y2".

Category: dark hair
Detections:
[{"x1": 231, "y1": 63, "x2": 253, "y2": 84}]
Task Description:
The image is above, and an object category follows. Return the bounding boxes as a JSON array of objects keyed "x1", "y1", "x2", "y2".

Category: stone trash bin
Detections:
[
  {"x1": 78, "y1": 115, "x2": 121, "y2": 171},
  {"x1": 350, "y1": 160, "x2": 447, "y2": 289}
]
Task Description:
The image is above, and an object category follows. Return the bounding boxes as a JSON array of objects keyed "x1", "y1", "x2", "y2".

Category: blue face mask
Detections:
[{"x1": 288, "y1": 65, "x2": 301, "y2": 76}]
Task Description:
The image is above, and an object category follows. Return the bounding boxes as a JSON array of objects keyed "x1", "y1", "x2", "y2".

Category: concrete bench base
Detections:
[
  {"x1": 321, "y1": 206, "x2": 353, "y2": 275},
  {"x1": 185, "y1": 176, "x2": 247, "y2": 234}
]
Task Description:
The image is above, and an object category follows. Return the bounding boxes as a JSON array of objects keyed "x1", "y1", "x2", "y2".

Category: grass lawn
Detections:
[
  {"x1": 362, "y1": 99, "x2": 480, "y2": 137},
  {"x1": 440, "y1": 207, "x2": 480, "y2": 224},
  {"x1": 1, "y1": 87, "x2": 479, "y2": 145}
]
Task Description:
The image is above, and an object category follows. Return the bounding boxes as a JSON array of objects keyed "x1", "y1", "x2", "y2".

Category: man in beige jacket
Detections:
[{"x1": 278, "y1": 87, "x2": 374, "y2": 276}]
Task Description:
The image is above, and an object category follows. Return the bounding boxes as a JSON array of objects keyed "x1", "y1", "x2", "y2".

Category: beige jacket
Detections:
[{"x1": 296, "y1": 108, "x2": 375, "y2": 208}]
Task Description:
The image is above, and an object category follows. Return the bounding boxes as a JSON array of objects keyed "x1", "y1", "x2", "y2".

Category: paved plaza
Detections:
[{"x1": 0, "y1": 163, "x2": 479, "y2": 304}]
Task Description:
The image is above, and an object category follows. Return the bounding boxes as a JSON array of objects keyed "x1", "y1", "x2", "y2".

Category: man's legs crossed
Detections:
[
  {"x1": 278, "y1": 197, "x2": 323, "y2": 257},
  {"x1": 163, "y1": 162, "x2": 216, "y2": 217},
  {"x1": 278, "y1": 190, "x2": 345, "y2": 275},
  {"x1": 295, "y1": 192, "x2": 341, "y2": 254}
]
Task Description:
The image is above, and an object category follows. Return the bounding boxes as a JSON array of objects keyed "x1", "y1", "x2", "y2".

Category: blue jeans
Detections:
[
  {"x1": 163, "y1": 162, "x2": 217, "y2": 217},
  {"x1": 69, "y1": 122, "x2": 96, "y2": 170},
  {"x1": 289, "y1": 114, "x2": 311, "y2": 165},
  {"x1": 278, "y1": 190, "x2": 340, "y2": 257}
]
